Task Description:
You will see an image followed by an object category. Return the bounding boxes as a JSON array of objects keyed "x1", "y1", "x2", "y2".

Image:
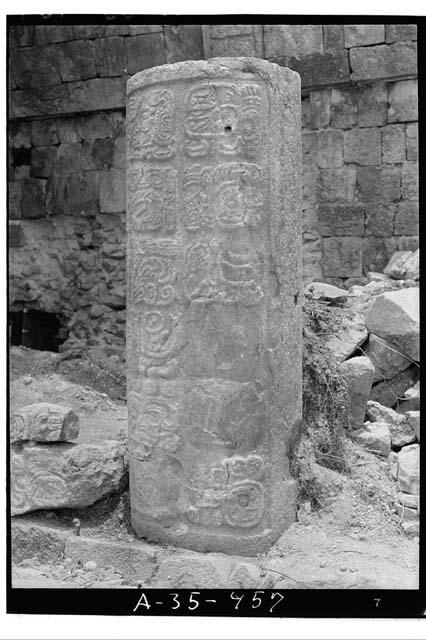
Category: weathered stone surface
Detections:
[
  {"x1": 304, "y1": 281, "x2": 347, "y2": 302},
  {"x1": 362, "y1": 237, "x2": 399, "y2": 274},
  {"x1": 10, "y1": 45, "x2": 61, "y2": 88},
  {"x1": 398, "y1": 236, "x2": 419, "y2": 253},
  {"x1": 366, "y1": 287, "x2": 419, "y2": 361},
  {"x1": 406, "y1": 410, "x2": 420, "y2": 441},
  {"x1": 384, "y1": 249, "x2": 419, "y2": 280},
  {"x1": 344, "y1": 25, "x2": 385, "y2": 47},
  {"x1": 57, "y1": 40, "x2": 96, "y2": 81},
  {"x1": 394, "y1": 502, "x2": 419, "y2": 522},
  {"x1": 331, "y1": 87, "x2": 358, "y2": 128},
  {"x1": 278, "y1": 51, "x2": 349, "y2": 89},
  {"x1": 399, "y1": 381, "x2": 420, "y2": 412},
  {"x1": 325, "y1": 311, "x2": 368, "y2": 363},
  {"x1": 152, "y1": 555, "x2": 226, "y2": 588},
  {"x1": 72, "y1": 25, "x2": 106, "y2": 39},
  {"x1": 9, "y1": 25, "x2": 35, "y2": 48},
  {"x1": 31, "y1": 119, "x2": 58, "y2": 146},
  {"x1": 401, "y1": 162, "x2": 418, "y2": 201},
  {"x1": 21, "y1": 178, "x2": 46, "y2": 219},
  {"x1": 126, "y1": 59, "x2": 302, "y2": 555},
  {"x1": 99, "y1": 169, "x2": 125, "y2": 213},
  {"x1": 10, "y1": 402, "x2": 79, "y2": 444},
  {"x1": 8, "y1": 222, "x2": 25, "y2": 247},
  {"x1": 93, "y1": 36, "x2": 126, "y2": 77},
  {"x1": 397, "y1": 444, "x2": 419, "y2": 494},
  {"x1": 365, "y1": 203, "x2": 395, "y2": 237},
  {"x1": 323, "y1": 25, "x2": 344, "y2": 50},
  {"x1": 67, "y1": 77, "x2": 127, "y2": 113},
  {"x1": 30, "y1": 146, "x2": 57, "y2": 178},
  {"x1": 339, "y1": 356, "x2": 375, "y2": 428},
  {"x1": 366, "y1": 400, "x2": 416, "y2": 447},
  {"x1": 358, "y1": 83, "x2": 387, "y2": 127},
  {"x1": 317, "y1": 167, "x2": 357, "y2": 203},
  {"x1": 264, "y1": 25, "x2": 323, "y2": 58},
  {"x1": 125, "y1": 33, "x2": 166, "y2": 75},
  {"x1": 322, "y1": 237, "x2": 362, "y2": 277},
  {"x1": 387, "y1": 80, "x2": 418, "y2": 122},
  {"x1": 309, "y1": 89, "x2": 330, "y2": 128},
  {"x1": 203, "y1": 26, "x2": 263, "y2": 59},
  {"x1": 164, "y1": 25, "x2": 204, "y2": 63},
  {"x1": 8, "y1": 182, "x2": 22, "y2": 219},
  {"x1": 405, "y1": 122, "x2": 418, "y2": 160},
  {"x1": 350, "y1": 42, "x2": 417, "y2": 81},
  {"x1": 46, "y1": 172, "x2": 99, "y2": 217},
  {"x1": 318, "y1": 204, "x2": 365, "y2": 237},
  {"x1": 12, "y1": 521, "x2": 65, "y2": 564},
  {"x1": 344, "y1": 128, "x2": 381, "y2": 165},
  {"x1": 370, "y1": 366, "x2": 418, "y2": 408},
  {"x1": 386, "y1": 24, "x2": 417, "y2": 43},
  {"x1": 396, "y1": 491, "x2": 418, "y2": 509},
  {"x1": 316, "y1": 130, "x2": 344, "y2": 168},
  {"x1": 381, "y1": 124, "x2": 406, "y2": 163},
  {"x1": 366, "y1": 333, "x2": 412, "y2": 383},
  {"x1": 351, "y1": 421, "x2": 391, "y2": 457},
  {"x1": 34, "y1": 25, "x2": 74, "y2": 44},
  {"x1": 11, "y1": 440, "x2": 127, "y2": 515},
  {"x1": 357, "y1": 165, "x2": 401, "y2": 203}
]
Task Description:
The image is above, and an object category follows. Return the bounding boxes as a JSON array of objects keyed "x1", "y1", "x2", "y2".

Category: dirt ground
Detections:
[{"x1": 9, "y1": 346, "x2": 419, "y2": 589}]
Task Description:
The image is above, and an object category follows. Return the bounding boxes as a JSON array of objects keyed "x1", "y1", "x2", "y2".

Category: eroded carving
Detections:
[
  {"x1": 128, "y1": 166, "x2": 177, "y2": 234},
  {"x1": 127, "y1": 89, "x2": 176, "y2": 160}
]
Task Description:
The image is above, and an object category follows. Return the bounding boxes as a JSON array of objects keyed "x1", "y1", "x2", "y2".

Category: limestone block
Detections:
[
  {"x1": 317, "y1": 167, "x2": 356, "y2": 203},
  {"x1": 357, "y1": 165, "x2": 401, "y2": 203},
  {"x1": 344, "y1": 25, "x2": 385, "y2": 48},
  {"x1": 34, "y1": 25, "x2": 74, "y2": 44},
  {"x1": 30, "y1": 146, "x2": 57, "y2": 178},
  {"x1": 366, "y1": 400, "x2": 415, "y2": 447},
  {"x1": 344, "y1": 128, "x2": 381, "y2": 165},
  {"x1": 99, "y1": 169, "x2": 125, "y2": 213},
  {"x1": 67, "y1": 77, "x2": 127, "y2": 113},
  {"x1": 164, "y1": 25, "x2": 204, "y2": 63},
  {"x1": 10, "y1": 440, "x2": 127, "y2": 515},
  {"x1": 406, "y1": 410, "x2": 420, "y2": 441},
  {"x1": 8, "y1": 182, "x2": 22, "y2": 219},
  {"x1": 56, "y1": 117, "x2": 82, "y2": 143},
  {"x1": 397, "y1": 237, "x2": 419, "y2": 253},
  {"x1": 339, "y1": 356, "x2": 375, "y2": 428},
  {"x1": 72, "y1": 25, "x2": 106, "y2": 39},
  {"x1": 10, "y1": 45, "x2": 61, "y2": 88},
  {"x1": 350, "y1": 42, "x2": 417, "y2": 81},
  {"x1": 82, "y1": 139, "x2": 114, "y2": 171},
  {"x1": 281, "y1": 51, "x2": 349, "y2": 89},
  {"x1": 318, "y1": 204, "x2": 365, "y2": 237},
  {"x1": 325, "y1": 311, "x2": 368, "y2": 362},
  {"x1": 370, "y1": 366, "x2": 418, "y2": 408},
  {"x1": 264, "y1": 24, "x2": 323, "y2": 58},
  {"x1": 388, "y1": 80, "x2": 418, "y2": 123},
  {"x1": 10, "y1": 121, "x2": 31, "y2": 148},
  {"x1": 381, "y1": 124, "x2": 406, "y2": 163},
  {"x1": 12, "y1": 521, "x2": 65, "y2": 564},
  {"x1": 398, "y1": 381, "x2": 420, "y2": 413},
  {"x1": 57, "y1": 40, "x2": 96, "y2": 81},
  {"x1": 316, "y1": 130, "x2": 344, "y2": 168},
  {"x1": 366, "y1": 287, "x2": 419, "y2": 361},
  {"x1": 331, "y1": 87, "x2": 358, "y2": 128},
  {"x1": 10, "y1": 83, "x2": 68, "y2": 119},
  {"x1": 401, "y1": 162, "x2": 418, "y2": 201},
  {"x1": 323, "y1": 25, "x2": 344, "y2": 50},
  {"x1": 125, "y1": 33, "x2": 166, "y2": 76},
  {"x1": 397, "y1": 444, "x2": 419, "y2": 494},
  {"x1": 152, "y1": 556, "x2": 226, "y2": 588},
  {"x1": 322, "y1": 237, "x2": 362, "y2": 277},
  {"x1": 358, "y1": 83, "x2": 387, "y2": 127},
  {"x1": 126, "y1": 58, "x2": 302, "y2": 555},
  {"x1": 93, "y1": 36, "x2": 126, "y2": 77},
  {"x1": 384, "y1": 249, "x2": 419, "y2": 280},
  {"x1": 46, "y1": 172, "x2": 99, "y2": 216},
  {"x1": 9, "y1": 25, "x2": 34, "y2": 48},
  {"x1": 362, "y1": 237, "x2": 399, "y2": 274},
  {"x1": 396, "y1": 491, "x2": 418, "y2": 509},
  {"x1": 11, "y1": 403, "x2": 78, "y2": 443},
  {"x1": 79, "y1": 113, "x2": 114, "y2": 140},
  {"x1": 351, "y1": 421, "x2": 391, "y2": 457},
  {"x1": 394, "y1": 502, "x2": 419, "y2": 522},
  {"x1": 30, "y1": 119, "x2": 58, "y2": 146},
  {"x1": 366, "y1": 334, "x2": 412, "y2": 383},
  {"x1": 206, "y1": 31, "x2": 262, "y2": 58},
  {"x1": 21, "y1": 178, "x2": 46, "y2": 219},
  {"x1": 309, "y1": 90, "x2": 331, "y2": 128},
  {"x1": 365, "y1": 204, "x2": 396, "y2": 237},
  {"x1": 8, "y1": 222, "x2": 25, "y2": 248},
  {"x1": 127, "y1": 26, "x2": 163, "y2": 35},
  {"x1": 386, "y1": 24, "x2": 417, "y2": 43},
  {"x1": 405, "y1": 122, "x2": 418, "y2": 160},
  {"x1": 304, "y1": 281, "x2": 347, "y2": 302}
]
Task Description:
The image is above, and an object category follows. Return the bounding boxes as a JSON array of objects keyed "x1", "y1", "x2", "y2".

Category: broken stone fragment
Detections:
[
  {"x1": 365, "y1": 287, "x2": 419, "y2": 361},
  {"x1": 396, "y1": 380, "x2": 420, "y2": 413},
  {"x1": 395, "y1": 491, "x2": 419, "y2": 510},
  {"x1": 406, "y1": 410, "x2": 420, "y2": 441},
  {"x1": 394, "y1": 502, "x2": 419, "y2": 522},
  {"x1": 10, "y1": 402, "x2": 79, "y2": 444},
  {"x1": 339, "y1": 356, "x2": 375, "y2": 428},
  {"x1": 365, "y1": 333, "x2": 412, "y2": 383},
  {"x1": 326, "y1": 310, "x2": 368, "y2": 363},
  {"x1": 370, "y1": 365, "x2": 418, "y2": 408},
  {"x1": 351, "y1": 421, "x2": 391, "y2": 457},
  {"x1": 397, "y1": 444, "x2": 419, "y2": 494},
  {"x1": 366, "y1": 400, "x2": 416, "y2": 448},
  {"x1": 384, "y1": 249, "x2": 419, "y2": 281},
  {"x1": 304, "y1": 281, "x2": 348, "y2": 303},
  {"x1": 11, "y1": 440, "x2": 127, "y2": 516}
]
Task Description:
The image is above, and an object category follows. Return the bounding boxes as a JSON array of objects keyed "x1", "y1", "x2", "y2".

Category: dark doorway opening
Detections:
[{"x1": 9, "y1": 309, "x2": 67, "y2": 352}]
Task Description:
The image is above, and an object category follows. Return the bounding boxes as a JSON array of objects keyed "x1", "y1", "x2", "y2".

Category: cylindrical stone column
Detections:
[{"x1": 126, "y1": 58, "x2": 302, "y2": 556}]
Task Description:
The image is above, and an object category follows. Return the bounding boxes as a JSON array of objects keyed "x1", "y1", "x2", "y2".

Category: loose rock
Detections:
[
  {"x1": 406, "y1": 410, "x2": 420, "y2": 441},
  {"x1": 396, "y1": 380, "x2": 420, "y2": 413},
  {"x1": 384, "y1": 249, "x2": 419, "y2": 281},
  {"x1": 339, "y1": 356, "x2": 375, "y2": 428},
  {"x1": 304, "y1": 281, "x2": 348, "y2": 303},
  {"x1": 11, "y1": 440, "x2": 127, "y2": 515},
  {"x1": 10, "y1": 403, "x2": 79, "y2": 444},
  {"x1": 351, "y1": 421, "x2": 391, "y2": 457},
  {"x1": 370, "y1": 366, "x2": 418, "y2": 408},
  {"x1": 365, "y1": 334, "x2": 412, "y2": 383},
  {"x1": 397, "y1": 444, "x2": 419, "y2": 494},
  {"x1": 366, "y1": 401, "x2": 416, "y2": 447},
  {"x1": 326, "y1": 311, "x2": 368, "y2": 363},
  {"x1": 365, "y1": 287, "x2": 419, "y2": 361}
]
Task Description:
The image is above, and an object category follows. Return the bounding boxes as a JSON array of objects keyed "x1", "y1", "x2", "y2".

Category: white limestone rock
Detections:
[
  {"x1": 384, "y1": 249, "x2": 419, "y2": 281},
  {"x1": 351, "y1": 421, "x2": 391, "y2": 457},
  {"x1": 397, "y1": 444, "x2": 419, "y2": 494},
  {"x1": 365, "y1": 334, "x2": 412, "y2": 383},
  {"x1": 406, "y1": 410, "x2": 420, "y2": 441},
  {"x1": 366, "y1": 400, "x2": 416, "y2": 447},
  {"x1": 11, "y1": 440, "x2": 127, "y2": 516},
  {"x1": 365, "y1": 287, "x2": 419, "y2": 361},
  {"x1": 339, "y1": 356, "x2": 375, "y2": 428},
  {"x1": 304, "y1": 281, "x2": 348, "y2": 302}
]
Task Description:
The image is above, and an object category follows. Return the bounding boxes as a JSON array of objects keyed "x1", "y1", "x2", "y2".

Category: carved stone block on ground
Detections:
[
  {"x1": 126, "y1": 58, "x2": 302, "y2": 555},
  {"x1": 10, "y1": 402, "x2": 79, "y2": 444}
]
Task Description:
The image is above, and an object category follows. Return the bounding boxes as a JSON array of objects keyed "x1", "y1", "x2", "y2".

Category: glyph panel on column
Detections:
[{"x1": 127, "y1": 58, "x2": 302, "y2": 555}]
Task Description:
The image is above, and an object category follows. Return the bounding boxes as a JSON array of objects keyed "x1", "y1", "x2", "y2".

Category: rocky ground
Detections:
[{"x1": 9, "y1": 250, "x2": 420, "y2": 589}]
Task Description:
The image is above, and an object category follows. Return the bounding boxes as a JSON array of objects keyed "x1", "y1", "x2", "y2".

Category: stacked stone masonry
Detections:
[{"x1": 8, "y1": 22, "x2": 418, "y2": 352}]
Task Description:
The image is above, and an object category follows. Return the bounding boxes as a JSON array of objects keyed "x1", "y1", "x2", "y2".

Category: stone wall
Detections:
[{"x1": 8, "y1": 22, "x2": 418, "y2": 353}]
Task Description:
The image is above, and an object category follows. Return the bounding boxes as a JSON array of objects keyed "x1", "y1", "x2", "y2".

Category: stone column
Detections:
[{"x1": 126, "y1": 58, "x2": 302, "y2": 556}]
